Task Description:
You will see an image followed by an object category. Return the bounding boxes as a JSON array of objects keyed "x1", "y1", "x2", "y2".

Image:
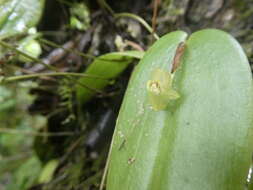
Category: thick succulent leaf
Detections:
[
  {"x1": 0, "y1": 0, "x2": 44, "y2": 39},
  {"x1": 76, "y1": 51, "x2": 143, "y2": 105},
  {"x1": 107, "y1": 29, "x2": 253, "y2": 190}
]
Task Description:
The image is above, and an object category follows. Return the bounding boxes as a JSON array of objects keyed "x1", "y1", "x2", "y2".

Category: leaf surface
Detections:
[{"x1": 107, "y1": 29, "x2": 253, "y2": 190}]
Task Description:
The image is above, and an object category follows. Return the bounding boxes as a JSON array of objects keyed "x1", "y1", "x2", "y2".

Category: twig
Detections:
[
  {"x1": 39, "y1": 38, "x2": 95, "y2": 60},
  {"x1": 39, "y1": 37, "x2": 130, "y2": 67}
]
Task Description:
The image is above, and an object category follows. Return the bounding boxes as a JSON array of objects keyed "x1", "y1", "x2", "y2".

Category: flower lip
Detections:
[{"x1": 147, "y1": 80, "x2": 161, "y2": 95}]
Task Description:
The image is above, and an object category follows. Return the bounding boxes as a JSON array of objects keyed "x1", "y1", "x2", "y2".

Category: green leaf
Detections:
[
  {"x1": 69, "y1": 2, "x2": 90, "y2": 31},
  {"x1": 76, "y1": 51, "x2": 143, "y2": 105},
  {"x1": 107, "y1": 29, "x2": 253, "y2": 190},
  {"x1": 38, "y1": 159, "x2": 59, "y2": 184},
  {"x1": 0, "y1": 0, "x2": 44, "y2": 39}
]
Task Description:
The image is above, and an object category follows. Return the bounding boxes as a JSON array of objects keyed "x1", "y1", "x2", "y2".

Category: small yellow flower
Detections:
[{"x1": 146, "y1": 68, "x2": 180, "y2": 111}]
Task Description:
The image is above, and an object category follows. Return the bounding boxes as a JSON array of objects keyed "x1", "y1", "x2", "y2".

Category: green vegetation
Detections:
[{"x1": 0, "y1": 0, "x2": 253, "y2": 190}]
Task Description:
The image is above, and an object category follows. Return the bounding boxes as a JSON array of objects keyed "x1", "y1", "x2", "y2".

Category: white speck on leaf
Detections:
[
  {"x1": 118, "y1": 131, "x2": 124, "y2": 138},
  {"x1": 128, "y1": 157, "x2": 136, "y2": 164}
]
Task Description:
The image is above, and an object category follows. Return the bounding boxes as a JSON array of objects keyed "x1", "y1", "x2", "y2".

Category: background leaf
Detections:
[
  {"x1": 76, "y1": 51, "x2": 143, "y2": 105},
  {"x1": 0, "y1": 0, "x2": 44, "y2": 39}
]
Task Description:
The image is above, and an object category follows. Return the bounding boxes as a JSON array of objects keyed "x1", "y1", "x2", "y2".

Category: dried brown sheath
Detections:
[{"x1": 171, "y1": 42, "x2": 186, "y2": 73}]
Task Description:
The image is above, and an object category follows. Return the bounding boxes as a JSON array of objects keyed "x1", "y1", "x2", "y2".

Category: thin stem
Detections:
[
  {"x1": 79, "y1": 171, "x2": 103, "y2": 187},
  {"x1": 115, "y1": 13, "x2": 159, "y2": 40},
  {"x1": 96, "y1": 1, "x2": 159, "y2": 40},
  {"x1": 152, "y1": 0, "x2": 159, "y2": 42},
  {"x1": 2, "y1": 72, "x2": 110, "y2": 83},
  {"x1": 0, "y1": 40, "x2": 57, "y2": 71},
  {"x1": 97, "y1": 0, "x2": 115, "y2": 15},
  {"x1": 76, "y1": 80, "x2": 105, "y2": 94},
  {"x1": 0, "y1": 128, "x2": 75, "y2": 137},
  {"x1": 2, "y1": 152, "x2": 31, "y2": 162}
]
